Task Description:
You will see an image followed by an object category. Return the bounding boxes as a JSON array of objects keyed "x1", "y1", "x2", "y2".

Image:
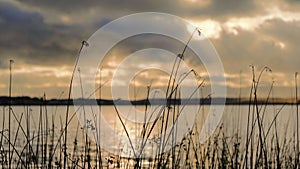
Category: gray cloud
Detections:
[
  {"x1": 212, "y1": 18, "x2": 300, "y2": 75},
  {"x1": 0, "y1": 0, "x2": 299, "y2": 98},
  {"x1": 0, "y1": 1, "x2": 91, "y2": 68},
  {"x1": 14, "y1": 0, "x2": 261, "y2": 24}
]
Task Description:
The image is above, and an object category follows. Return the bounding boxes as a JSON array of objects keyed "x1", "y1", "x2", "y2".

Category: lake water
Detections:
[{"x1": 0, "y1": 104, "x2": 298, "y2": 168}]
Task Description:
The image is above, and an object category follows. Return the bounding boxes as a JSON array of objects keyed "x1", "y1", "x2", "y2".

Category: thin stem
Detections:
[
  {"x1": 63, "y1": 40, "x2": 88, "y2": 169},
  {"x1": 8, "y1": 59, "x2": 13, "y2": 168},
  {"x1": 295, "y1": 72, "x2": 299, "y2": 168}
]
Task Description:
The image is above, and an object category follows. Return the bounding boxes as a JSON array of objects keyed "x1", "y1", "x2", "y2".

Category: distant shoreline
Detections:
[{"x1": 0, "y1": 96, "x2": 298, "y2": 105}]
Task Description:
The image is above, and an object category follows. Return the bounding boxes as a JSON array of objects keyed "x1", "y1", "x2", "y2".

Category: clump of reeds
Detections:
[{"x1": 1, "y1": 36, "x2": 300, "y2": 169}]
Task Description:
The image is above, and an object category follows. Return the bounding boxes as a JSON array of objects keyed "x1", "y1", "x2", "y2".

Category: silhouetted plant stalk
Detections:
[
  {"x1": 97, "y1": 67, "x2": 103, "y2": 169},
  {"x1": 243, "y1": 65, "x2": 272, "y2": 169},
  {"x1": 113, "y1": 104, "x2": 137, "y2": 158},
  {"x1": 271, "y1": 85, "x2": 281, "y2": 169},
  {"x1": 244, "y1": 65, "x2": 254, "y2": 169},
  {"x1": 47, "y1": 67, "x2": 108, "y2": 169},
  {"x1": 77, "y1": 67, "x2": 93, "y2": 169},
  {"x1": 157, "y1": 28, "x2": 201, "y2": 167},
  {"x1": 8, "y1": 59, "x2": 13, "y2": 168},
  {"x1": 245, "y1": 66, "x2": 271, "y2": 168},
  {"x1": 295, "y1": 72, "x2": 299, "y2": 168},
  {"x1": 63, "y1": 40, "x2": 89, "y2": 169}
]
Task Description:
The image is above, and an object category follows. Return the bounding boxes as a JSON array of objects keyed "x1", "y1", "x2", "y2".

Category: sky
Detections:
[{"x1": 0, "y1": 0, "x2": 299, "y2": 99}]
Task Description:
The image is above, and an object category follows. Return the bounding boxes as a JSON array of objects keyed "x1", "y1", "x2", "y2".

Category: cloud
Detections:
[
  {"x1": 0, "y1": 0, "x2": 299, "y2": 98},
  {"x1": 0, "y1": 1, "x2": 89, "y2": 69},
  {"x1": 0, "y1": 2, "x2": 43, "y2": 24},
  {"x1": 210, "y1": 14, "x2": 300, "y2": 72},
  {"x1": 223, "y1": 7, "x2": 300, "y2": 35},
  {"x1": 12, "y1": 0, "x2": 260, "y2": 26}
]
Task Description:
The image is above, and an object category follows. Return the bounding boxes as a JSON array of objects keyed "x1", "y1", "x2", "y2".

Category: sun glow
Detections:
[
  {"x1": 224, "y1": 7, "x2": 300, "y2": 35},
  {"x1": 184, "y1": 0, "x2": 210, "y2": 6},
  {"x1": 187, "y1": 19, "x2": 222, "y2": 39}
]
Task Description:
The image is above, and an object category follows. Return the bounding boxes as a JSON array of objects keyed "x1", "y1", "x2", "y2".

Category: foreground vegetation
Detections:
[{"x1": 0, "y1": 33, "x2": 299, "y2": 168}]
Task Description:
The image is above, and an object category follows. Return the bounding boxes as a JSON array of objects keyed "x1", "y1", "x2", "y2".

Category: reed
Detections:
[
  {"x1": 8, "y1": 59, "x2": 13, "y2": 168},
  {"x1": 63, "y1": 40, "x2": 89, "y2": 169},
  {"x1": 295, "y1": 72, "x2": 299, "y2": 168}
]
